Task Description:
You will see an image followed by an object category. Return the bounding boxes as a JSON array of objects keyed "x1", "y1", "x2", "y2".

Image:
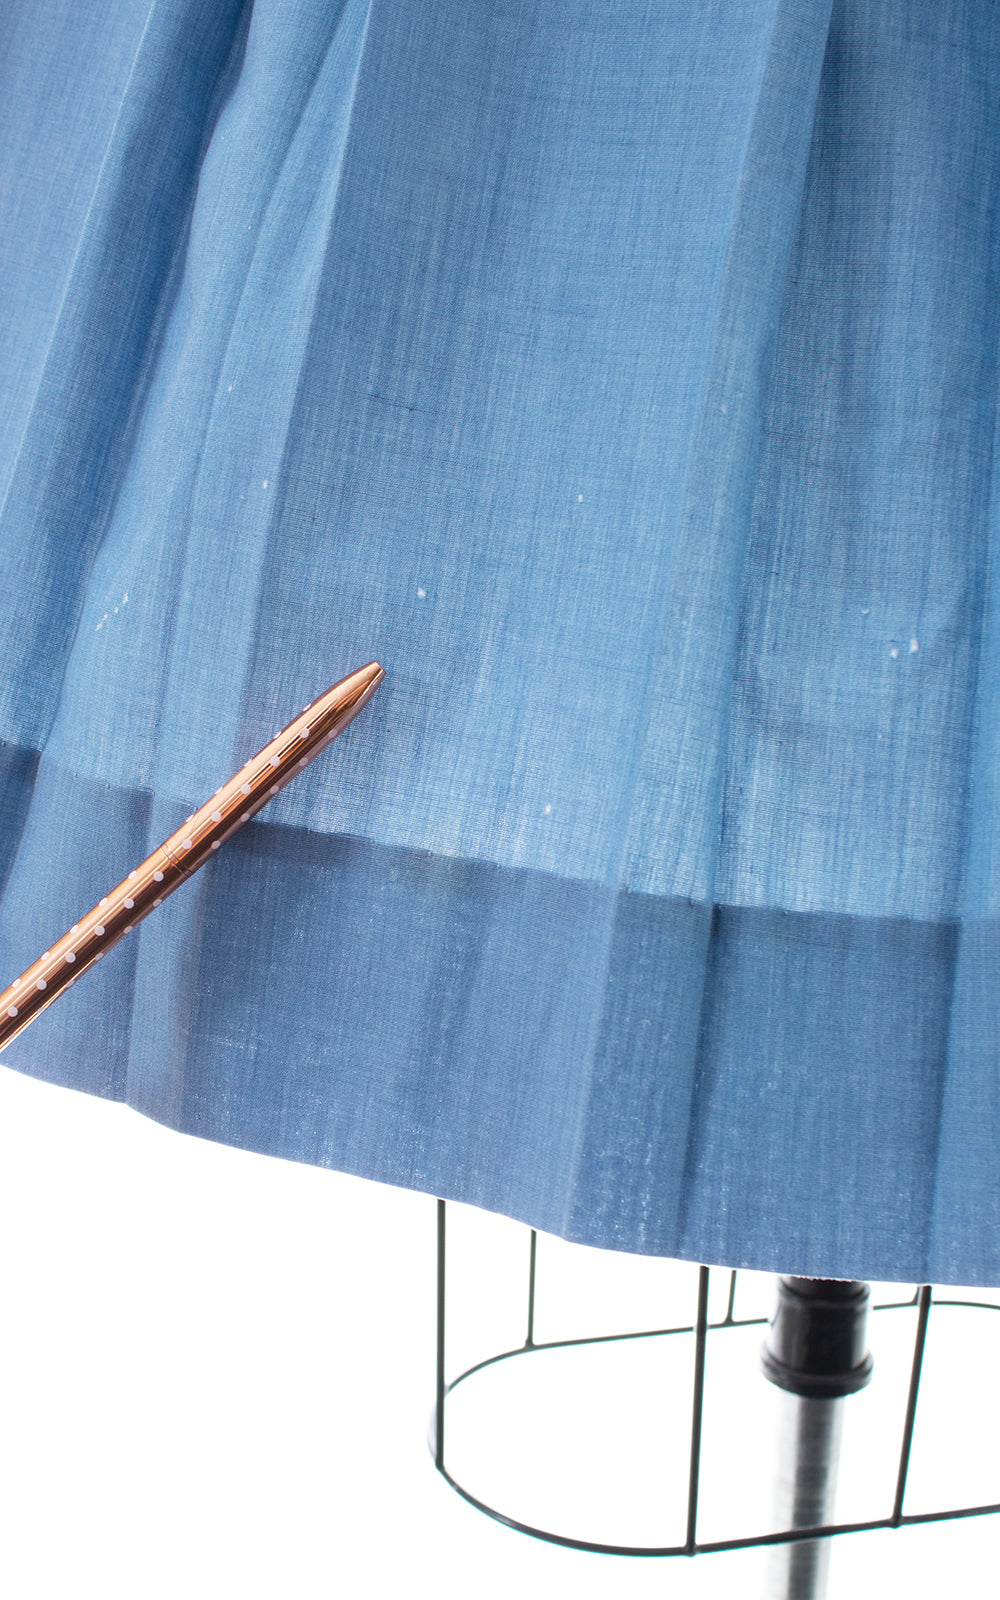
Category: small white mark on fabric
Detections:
[
  {"x1": 228, "y1": 384, "x2": 233, "y2": 391},
  {"x1": 890, "y1": 648, "x2": 899, "y2": 659},
  {"x1": 544, "y1": 804, "x2": 552, "y2": 815},
  {"x1": 910, "y1": 638, "x2": 919, "y2": 653},
  {"x1": 417, "y1": 587, "x2": 426, "y2": 599},
  {"x1": 577, "y1": 494, "x2": 584, "y2": 502},
  {"x1": 861, "y1": 607, "x2": 871, "y2": 615},
  {"x1": 262, "y1": 478, "x2": 268, "y2": 489}
]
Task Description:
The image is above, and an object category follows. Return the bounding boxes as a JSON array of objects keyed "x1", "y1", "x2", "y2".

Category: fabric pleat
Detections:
[{"x1": 1, "y1": 0, "x2": 999, "y2": 1284}]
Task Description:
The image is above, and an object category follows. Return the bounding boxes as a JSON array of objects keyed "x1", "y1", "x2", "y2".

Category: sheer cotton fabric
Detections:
[{"x1": 1, "y1": 0, "x2": 998, "y2": 1284}]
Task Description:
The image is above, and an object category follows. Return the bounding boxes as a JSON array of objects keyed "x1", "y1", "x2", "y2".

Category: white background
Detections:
[{"x1": 0, "y1": 1063, "x2": 995, "y2": 1598}]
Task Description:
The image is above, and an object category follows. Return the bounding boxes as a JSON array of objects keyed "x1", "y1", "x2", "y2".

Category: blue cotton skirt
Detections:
[{"x1": 1, "y1": 0, "x2": 998, "y2": 1284}]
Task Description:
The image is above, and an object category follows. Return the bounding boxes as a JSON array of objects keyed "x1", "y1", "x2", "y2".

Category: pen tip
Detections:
[
  {"x1": 356, "y1": 661, "x2": 385, "y2": 696},
  {"x1": 336, "y1": 660, "x2": 384, "y2": 717}
]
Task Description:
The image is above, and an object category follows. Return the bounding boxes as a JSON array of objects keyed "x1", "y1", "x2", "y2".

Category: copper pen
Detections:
[{"x1": 0, "y1": 661, "x2": 384, "y2": 1056}]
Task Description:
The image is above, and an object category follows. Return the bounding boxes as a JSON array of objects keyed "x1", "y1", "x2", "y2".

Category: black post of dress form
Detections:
[{"x1": 761, "y1": 1278, "x2": 873, "y2": 1600}]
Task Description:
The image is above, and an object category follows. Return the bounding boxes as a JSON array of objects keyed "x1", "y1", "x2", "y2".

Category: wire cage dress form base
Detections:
[
  {"x1": 431, "y1": 1205, "x2": 1000, "y2": 1560},
  {"x1": 0, "y1": 0, "x2": 999, "y2": 1286}
]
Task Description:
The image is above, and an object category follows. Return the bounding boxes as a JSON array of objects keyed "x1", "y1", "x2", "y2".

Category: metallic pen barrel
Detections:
[{"x1": 0, "y1": 661, "x2": 384, "y2": 1055}]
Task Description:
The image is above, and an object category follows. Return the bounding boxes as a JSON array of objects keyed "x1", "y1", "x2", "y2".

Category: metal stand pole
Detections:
[{"x1": 761, "y1": 1278, "x2": 873, "y2": 1600}]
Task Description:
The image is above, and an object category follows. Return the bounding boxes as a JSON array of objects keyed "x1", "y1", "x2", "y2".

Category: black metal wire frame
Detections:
[{"x1": 430, "y1": 1199, "x2": 1000, "y2": 1559}]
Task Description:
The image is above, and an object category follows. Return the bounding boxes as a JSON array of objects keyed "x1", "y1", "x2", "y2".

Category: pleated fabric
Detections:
[{"x1": 1, "y1": 0, "x2": 999, "y2": 1284}]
